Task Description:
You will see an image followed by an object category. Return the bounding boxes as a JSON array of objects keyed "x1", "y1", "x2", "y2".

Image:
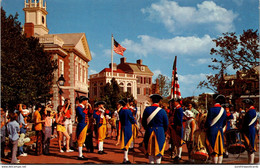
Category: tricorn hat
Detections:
[
  {"x1": 213, "y1": 94, "x2": 225, "y2": 104},
  {"x1": 149, "y1": 94, "x2": 163, "y2": 103},
  {"x1": 118, "y1": 100, "x2": 127, "y2": 106},
  {"x1": 95, "y1": 101, "x2": 106, "y2": 106},
  {"x1": 168, "y1": 97, "x2": 182, "y2": 103},
  {"x1": 79, "y1": 96, "x2": 89, "y2": 102},
  {"x1": 242, "y1": 98, "x2": 254, "y2": 105}
]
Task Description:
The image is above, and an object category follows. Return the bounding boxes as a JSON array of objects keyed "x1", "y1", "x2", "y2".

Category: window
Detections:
[
  {"x1": 59, "y1": 59, "x2": 64, "y2": 76},
  {"x1": 149, "y1": 78, "x2": 151, "y2": 84},
  {"x1": 119, "y1": 83, "x2": 124, "y2": 93},
  {"x1": 137, "y1": 88, "x2": 141, "y2": 95},
  {"x1": 137, "y1": 76, "x2": 141, "y2": 83},
  {"x1": 141, "y1": 66, "x2": 145, "y2": 71},
  {"x1": 93, "y1": 83, "x2": 97, "y2": 96},
  {"x1": 80, "y1": 65, "x2": 83, "y2": 82},
  {"x1": 75, "y1": 63, "x2": 78, "y2": 81},
  {"x1": 83, "y1": 67, "x2": 87, "y2": 84},
  {"x1": 145, "y1": 88, "x2": 149, "y2": 95},
  {"x1": 141, "y1": 77, "x2": 143, "y2": 84},
  {"x1": 144, "y1": 88, "x2": 146, "y2": 95},
  {"x1": 127, "y1": 83, "x2": 132, "y2": 94}
]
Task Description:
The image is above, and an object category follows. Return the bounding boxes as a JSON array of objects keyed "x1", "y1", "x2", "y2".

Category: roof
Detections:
[
  {"x1": 117, "y1": 63, "x2": 153, "y2": 75},
  {"x1": 55, "y1": 33, "x2": 85, "y2": 46},
  {"x1": 99, "y1": 68, "x2": 125, "y2": 74}
]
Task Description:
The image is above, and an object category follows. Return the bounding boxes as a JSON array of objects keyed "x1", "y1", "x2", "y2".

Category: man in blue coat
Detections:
[
  {"x1": 76, "y1": 96, "x2": 91, "y2": 160},
  {"x1": 118, "y1": 99, "x2": 136, "y2": 164},
  {"x1": 142, "y1": 94, "x2": 169, "y2": 164},
  {"x1": 241, "y1": 98, "x2": 257, "y2": 164},
  {"x1": 205, "y1": 94, "x2": 226, "y2": 164}
]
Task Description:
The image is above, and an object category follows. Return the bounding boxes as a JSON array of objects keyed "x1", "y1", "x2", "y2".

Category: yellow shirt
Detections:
[{"x1": 34, "y1": 110, "x2": 42, "y2": 131}]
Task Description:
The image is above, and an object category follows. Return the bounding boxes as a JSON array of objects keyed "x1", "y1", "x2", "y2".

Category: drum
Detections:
[
  {"x1": 224, "y1": 129, "x2": 245, "y2": 154},
  {"x1": 191, "y1": 130, "x2": 209, "y2": 161}
]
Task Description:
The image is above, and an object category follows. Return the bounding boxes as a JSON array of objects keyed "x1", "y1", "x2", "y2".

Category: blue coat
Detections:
[
  {"x1": 173, "y1": 105, "x2": 184, "y2": 139},
  {"x1": 142, "y1": 104, "x2": 169, "y2": 157},
  {"x1": 119, "y1": 107, "x2": 136, "y2": 150},
  {"x1": 76, "y1": 105, "x2": 89, "y2": 138},
  {"x1": 242, "y1": 107, "x2": 256, "y2": 152},
  {"x1": 205, "y1": 104, "x2": 226, "y2": 155}
]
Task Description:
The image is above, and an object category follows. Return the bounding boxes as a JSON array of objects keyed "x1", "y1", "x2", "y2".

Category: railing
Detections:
[
  {"x1": 38, "y1": 35, "x2": 64, "y2": 47},
  {"x1": 90, "y1": 72, "x2": 136, "y2": 79}
]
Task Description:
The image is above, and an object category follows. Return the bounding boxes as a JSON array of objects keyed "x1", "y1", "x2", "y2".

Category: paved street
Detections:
[{"x1": 1, "y1": 127, "x2": 259, "y2": 165}]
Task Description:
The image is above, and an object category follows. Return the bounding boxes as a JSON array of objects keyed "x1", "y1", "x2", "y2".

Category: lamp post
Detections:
[{"x1": 57, "y1": 74, "x2": 65, "y2": 104}]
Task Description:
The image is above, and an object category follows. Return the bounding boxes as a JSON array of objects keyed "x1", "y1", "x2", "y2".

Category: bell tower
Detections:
[{"x1": 23, "y1": 0, "x2": 49, "y2": 36}]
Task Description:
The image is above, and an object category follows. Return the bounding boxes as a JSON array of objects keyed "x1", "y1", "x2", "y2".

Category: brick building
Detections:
[
  {"x1": 89, "y1": 57, "x2": 154, "y2": 114},
  {"x1": 218, "y1": 66, "x2": 259, "y2": 111},
  {"x1": 23, "y1": 0, "x2": 92, "y2": 121}
]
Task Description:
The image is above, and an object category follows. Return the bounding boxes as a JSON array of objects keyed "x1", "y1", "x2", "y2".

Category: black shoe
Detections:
[
  {"x1": 223, "y1": 153, "x2": 229, "y2": 158},
  {"x1": 101, "y1": 151, "x2": 107, "y2": 154},
  {"x1": 173, "y1": 156, "x2": 181, "y2": 162},
  {"x1": 122, "y1": 160, "x2": 131, "y2": 164},
  {"x1": 78, "y1": 156, "x2": 88, "y2": 160},
  {"x1": 98, "y1": 151, "x2": 103, "y2": 154}
]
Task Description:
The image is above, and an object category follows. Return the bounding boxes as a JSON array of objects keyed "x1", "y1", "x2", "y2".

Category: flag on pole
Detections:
[
  {"x1": 170, "y1": 56, "x2": 182, "y2": 100},
  {"x1": 113, "y1": 39, "x2": 126, "y2": 56}
]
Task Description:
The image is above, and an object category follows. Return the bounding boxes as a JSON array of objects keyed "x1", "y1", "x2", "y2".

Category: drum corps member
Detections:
[
  {"x1": 76, "y1": 96, "x2": 91, "y2": 160},
  {"x1": 169, "y1": 97, "x2": 184, "y2": 162},
  {"x1": 118, "y1": 99, "x2": 136, "y2": 164},
  {"x1": 93, "y1": 101, "x2": 107, "y2": 154},
  {"x1": 205, "y1": 94, "x2": 226, "y2": 164},
  {"x1": 241, "y1": 98, "x2": 257, "y2": 164},
  {"x1": 142, "y1": 94, "x2": 169, "y2": 164}
]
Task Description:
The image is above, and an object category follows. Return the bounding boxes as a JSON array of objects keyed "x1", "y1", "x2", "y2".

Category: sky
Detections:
[{"x1": 2, "y1": 0, "x2": 259, "y2": 98}]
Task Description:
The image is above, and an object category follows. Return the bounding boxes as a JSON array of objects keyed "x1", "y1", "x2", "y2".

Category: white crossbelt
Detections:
[
  {"x1": 147, "y1": 107, "x2": 162, "y2": 125},
  {"x1": 211, "y1": 107, "x2": 224, "y2": 127},
  {"x1": 248, "y1": 115, "x2": 257, "y2": 126}
]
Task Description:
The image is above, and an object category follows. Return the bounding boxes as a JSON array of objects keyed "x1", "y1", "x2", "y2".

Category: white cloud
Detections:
[
  {"x1": 190, "y1": 58, "x2": 212, "y2": 66},
  {"x1": 90, "y1": 51, "x2": 96, "y2": 58},
  {"x1": 153, "y1": 69, "x2": 162, "y2": 79},
  {"x1": 121, "y1": 34, "x2": 214, "y2": 57},
  {"x1": 141, "y1": 0, "x2": 238, "y2": 33},
  {"x1": 232, "y1": 0, "x2": 244, "y2": 6},
  {"x1": 89, "y1": 69, "x2": 98, "y2": 75}
]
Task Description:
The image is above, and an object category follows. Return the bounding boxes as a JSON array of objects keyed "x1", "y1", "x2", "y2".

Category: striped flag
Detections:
[
  {"x1": 171, "y1": 56, "x2": 182, "y2": 100},
  {"x1": 113, "y1": 39, "x2": 126, "y2": 56}
]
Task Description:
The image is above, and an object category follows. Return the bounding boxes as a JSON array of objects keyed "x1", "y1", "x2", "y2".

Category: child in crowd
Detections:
[{"x1": 7, "y1": 113, "x2": 20, "y2": 163}]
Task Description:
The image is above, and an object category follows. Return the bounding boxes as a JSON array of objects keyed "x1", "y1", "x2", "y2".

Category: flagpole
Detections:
[{"x1": 111, "y1": 34, "x2": 114, "y2": 80}]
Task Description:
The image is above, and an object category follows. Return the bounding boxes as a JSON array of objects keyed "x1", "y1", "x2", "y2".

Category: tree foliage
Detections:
[
  {"x1": 100, "y1": 78, "x2": 135, "y2": 112},
  {"x1": 198, "y1": 29, "x2": 259, "y2": 92},
  {"x1": 155, "y1": 74, "x2": 171, "y2": 97},
  {"x1": 1, "y1": 8, "x2": 58, "y2": 109}
]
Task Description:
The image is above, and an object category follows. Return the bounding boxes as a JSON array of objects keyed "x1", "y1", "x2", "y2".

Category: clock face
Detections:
[{"x1": 42, "y1": 16, "x2": 45, "y2": 24}]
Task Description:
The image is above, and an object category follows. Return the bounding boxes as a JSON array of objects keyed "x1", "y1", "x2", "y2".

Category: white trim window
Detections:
[
  {"x1": 59, "y1": 59, "x2": 64, "y2": 76},
  {"x1": 84, "y1": 67, "x2": 87, "y2": 84},
  {"x1": 75, "y1": 63, "x2": 78, "y2": 81}
]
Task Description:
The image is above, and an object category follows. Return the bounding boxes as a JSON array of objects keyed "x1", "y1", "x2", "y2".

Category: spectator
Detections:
[
  {"x1": 34, "y1": 104, "x2": 45, "y2": 156},
  {"x1": 43, "y1": 110, "x2": 52, "y2": 155},
  {"x1": 7, "y1": 113, "x2": 20, "y2": 163},
  {"x1": 62, "y1": 98, "x2": 73, "y2": 150},
  {"x1": 1, "y1": 108, "x2": 7, "y2": 158},
  {"x1": 56, "y1": 105, "x2": 73, "y2": 153}
]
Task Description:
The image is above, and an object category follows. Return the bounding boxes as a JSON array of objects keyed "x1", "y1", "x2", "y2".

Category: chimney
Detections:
[
  {"x1": 120, "y1": 57, "x2": 126, "y2": 64},
  {"x1": 109, "y1": 63, "x2": 117, "y2": 71},
  {"x1": 137, "y1": 59, "x2": 142, "y2": 65},
  {"x1": 24, "y1": 23, "x2": 34, "y2": 38}
]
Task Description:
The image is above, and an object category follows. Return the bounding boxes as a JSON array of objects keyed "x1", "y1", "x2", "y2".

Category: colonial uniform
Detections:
[
  {"x1": 205, "y1": 103, "x2": 226, "y2": 157},
  {"x1": 93, "y1": 107, "x2": 107, "y2": 154},
  {"x1": 172, "y1": 104, "x2": 185, "y2": 147},
  {"x1": 242, "y1": 106, "x2": 257, "y2": 153},
  {"x1": 142, "y1": 103, "x2": 169, "y2": 157},
  {"x1": 119, "y1": 106, "x2": 136, "y2": 151},
  {"x1": 76, "y1": 104, "x2": 89, "y2": 148}
]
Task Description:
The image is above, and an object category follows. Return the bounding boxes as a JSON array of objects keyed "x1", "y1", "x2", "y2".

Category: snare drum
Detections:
[
  {"x1": 224, "y1": 129, "x2": 245, "y2": 154},
  {"x1": 191, "y1": 130, "x2": 209, "y2": 161}
]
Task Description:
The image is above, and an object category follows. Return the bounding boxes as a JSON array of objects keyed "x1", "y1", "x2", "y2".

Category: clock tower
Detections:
[{"x1": 23, "y1": 0, "x2": 49, "y2": 36}]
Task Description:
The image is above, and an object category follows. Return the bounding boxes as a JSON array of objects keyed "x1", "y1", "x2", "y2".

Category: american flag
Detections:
[
  {"x1": 114, "y1": 39, "x2": 126, "y2": 56},
  {"x1": 171, "y1": 56, "x2": 182, "y2": 100}
]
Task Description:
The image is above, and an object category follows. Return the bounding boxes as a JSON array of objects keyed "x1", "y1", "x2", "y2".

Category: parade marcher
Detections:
[
  {"x1": 62, "y1": 98, "x2": 73, "y2": 150},
  {"x1": 129, "y1": 100, "x2": 138, "y2": 151},
  {"x1": 118, "y1": 99, "x2": 136, "y2": 164},
  {"x1": 7, "y1": 113, "x2": 20, "y2": 163},
  {"x1": 93, "y1": 101, "x2": 107, "y2": 154},
  {"x1": 183, "y1": 110, "x2": 196, "y2": 162},
  {"x1": 142, "y1": 94, "x2": 169, "y2": 164},
  {"x1": 115, "y1": 103, "x2": 122, "y2": 146},
  {"x1": 169, "y1": 97, "x2": 184, "y2": 162},
  {"x1": 205, "y1": 94, "x2": 226, "y2": 164},
  {"x1": 34, "y1": 103, "x2": 45, "y2": 156},
  {"x1": 241, "y1": 98, "x2": 257, "y2": 164},
  {"x1": 222, "y1": 103, "x2": 234, "y2": 158},
  {"x1": 76, "y1": 96, "x2": 91, "y2": 160},
  {"x1": 85, "y1": 111, "x2": 94, "y2": 153}
]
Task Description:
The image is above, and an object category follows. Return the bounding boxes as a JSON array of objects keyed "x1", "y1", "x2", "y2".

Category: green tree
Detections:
[
  {"x1": 100, "y1": 78, "x2": 135, "y2": 112},
  {"x1": 1, "y1": 8, "x2": 57, "y2": 110},
  {"x1": 198, "y1": 29, "x2": 259, "y2": 92},
  {"x1": 155, "y1": 74, "x2": 171, "y2": 97}
]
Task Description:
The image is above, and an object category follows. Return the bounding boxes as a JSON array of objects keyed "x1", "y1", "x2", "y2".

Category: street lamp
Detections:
[{"x1": 57, "y1": 74, "x2": 65, "y2": 95}]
